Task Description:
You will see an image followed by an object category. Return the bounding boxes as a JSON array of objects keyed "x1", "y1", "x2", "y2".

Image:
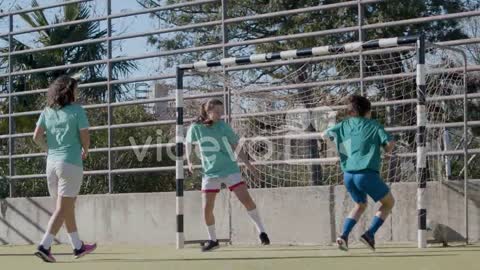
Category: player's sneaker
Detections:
[
  {"x1": 259, "y1": 232, "x2": 270, "y2": 245},
  {"x1": 360, "y1": 233, "x2": 375, "y2": 251},
  {"x1": 34, "y1": 245, "x2": 56, "y2": 263},
  {"x1": 73, "y1": 242, "x2": 97, "y2": 259},
  {"x1": 336, "y1": 236, "x2": 348, "y2": 251},
  {"x1": 201, "y1": 240, "x2": 219, "y2": 252}
]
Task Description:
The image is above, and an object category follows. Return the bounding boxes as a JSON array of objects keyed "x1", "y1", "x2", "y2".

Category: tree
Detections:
[
  {"x1": 7, "y1": 105, "x2": 176, "y2": 197},
  {"x1": 138, "y1": 0, "x2": 470, "y2": 62},
  {"x1": 138, "y1": 0, "x2": 472, "y2": 185},
  {"x1": 81, "y1": 105, "x2": 176, "y2": 194},
  {"x1": 0, "y1": 0, "x2": 137, "y2": 118},
  {"x1": 0, "y1": 0, "x2": 143, "y2": 197}
]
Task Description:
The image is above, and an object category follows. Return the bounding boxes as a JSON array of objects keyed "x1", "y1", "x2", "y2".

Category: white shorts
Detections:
[
  {"x1": 46, "y1": 161, "x2": 83, "y2": 198},
  {"x1": 202, "y1": 173, "x2": 245, "y2": 193}
]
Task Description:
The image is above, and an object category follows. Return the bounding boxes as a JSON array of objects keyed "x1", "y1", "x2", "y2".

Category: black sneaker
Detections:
[
  {"x1": 336, "y1": 236, "x2": 348, "y2": 251},
  {"x1": 259, "y1": 232, "x2": 270, "y2": 245},
  {"x1": 73, "y1": 242, "x2": 97, "y2": 259},
  {"x1": 34, "y1": 245, "x2": 56, "y2": 263},
  {"x1": 201, "y1": 240, "x2": 219, "y2": 252},
  {"x1": 360, "y1": 233, "x2": 375, "y2": 251}
]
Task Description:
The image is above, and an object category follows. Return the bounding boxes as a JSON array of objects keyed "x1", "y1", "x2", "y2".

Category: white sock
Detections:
[
  {"x1": 40, "y1": 233, "x2": 55, "y2": 249},
  {"x1": 247, "y1": 208, "x2": 265, "y2": 233},
  {"x1": 68, "y1": 232, "x2": 83, "y2": 250},
  {"x1": 207, "y1": 224, "x2": 217, "y2": 241}
]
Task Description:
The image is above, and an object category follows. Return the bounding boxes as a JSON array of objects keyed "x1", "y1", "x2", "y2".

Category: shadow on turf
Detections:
[
  {"x1": 0, "y1": 252, "x2": 130, "y2": 257},
  {"x1": 209, "y1": 245, "x2": 480, "y2": 253},
  {"x1": 63, "y1": 253, "x2": 458, "y2": 263},
  {"x1": 373, "y1": 248, "x2": 480, "y2": 253},
  {"x1": 215, "y1": 248, "x2": 330, "y2": 253},
  {"x1": 372, "y1": 245, "x2": 480, "y2": 250}
]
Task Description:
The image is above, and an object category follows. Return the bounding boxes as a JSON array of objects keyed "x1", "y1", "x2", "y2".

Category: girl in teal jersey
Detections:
[
  {"x1": 186, "y1": 99, "x2": 270, "y2": 251},
  {"x1": 33, "y1": 76, "x2": 96, "y2": 262}
]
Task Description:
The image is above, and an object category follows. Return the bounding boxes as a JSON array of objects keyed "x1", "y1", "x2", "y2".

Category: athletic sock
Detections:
[
  {"x1": 247, "y1": 208, "x2": 266, "y2": 233},
  {"x1": 40, "y1": 233, "x2": 55, "y2": 249},
  {"x1": 207, "y1": 224, "x2": 217, "y2": 241},
  {"x1": 341, "y1": 218, "x2": 357, "y2": 239},
  {"x1": 68, "y1": 231, "x2": 83, "y2": 250},
  {"x1": 367, "y1": 216, "x2": 385, "y2": 238}
]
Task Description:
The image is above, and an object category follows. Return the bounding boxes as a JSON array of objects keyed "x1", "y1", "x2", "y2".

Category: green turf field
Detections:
[{"x1": 0, "y1": 244, "x2": 478, "y2": 270}]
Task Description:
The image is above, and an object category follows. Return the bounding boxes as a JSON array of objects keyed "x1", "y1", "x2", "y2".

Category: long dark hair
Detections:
[
  {"x1": 47, "y1": 75, "x2": 77, "y2": 109},
  {"x1": 196, "y1": 99, "x2": 223, "y2": 126}
]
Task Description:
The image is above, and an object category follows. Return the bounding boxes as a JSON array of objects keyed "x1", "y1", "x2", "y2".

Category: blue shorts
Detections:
[{"x1": 344, "y1": 170, "x2": 390, "y2": 203}]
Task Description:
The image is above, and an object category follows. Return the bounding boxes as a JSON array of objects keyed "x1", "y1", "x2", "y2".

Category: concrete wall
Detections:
[{"x1": 0, "y1": 181, "x2": 478, "y2": 246}]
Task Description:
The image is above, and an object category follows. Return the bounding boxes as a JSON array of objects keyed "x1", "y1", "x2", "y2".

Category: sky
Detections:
[
  {"x1": 1, "y1": 0, "x2": 164, "y2": 97},
  {"x1": 2, "y1": 0, "x2": 477, "y2": 98}
]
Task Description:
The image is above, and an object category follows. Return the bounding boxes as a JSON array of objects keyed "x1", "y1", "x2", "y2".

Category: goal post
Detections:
[{"x1": 174, "y1": 34, "x2": 468, "y2": 249}]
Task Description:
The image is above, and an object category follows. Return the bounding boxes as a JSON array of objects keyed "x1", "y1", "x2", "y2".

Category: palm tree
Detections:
[
  {"x1": 0, "y1": 0, "x2": 138, "y2": 196},
  {"x1": 0, "y1": 0, "x2": 136, "y2": 118}
]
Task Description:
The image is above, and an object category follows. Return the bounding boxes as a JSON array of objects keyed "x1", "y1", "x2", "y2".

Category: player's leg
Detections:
[
  {"x1": 201, "y1": 177, "x2": 220, "y2": 251},
  {"x1": 375, "y1": 192, "x2": 395, "y2": 220},
  {"x1": 356, "y1": 170, "x2": 394, "y2": 250},
  {"x1": 35, "y1": 162, "x2": 62, "y2": 263},
  {"x1": 63, "y1": 197, "x2": 81, "y2": 250},
  {"x1": 364, "y1": 192, "x2": 394, "y2": 240},
  {"x1": 203, "y1": 192, "x2": 218, "y2": 240},
  {"x1": 228, "y1": 174, "x2": 270, "y2": 245},
  {"x1": 59, "y1": 163, "x2": 96, "y2": 259},
  {"x1": 337, "y1": 171, "x2": 368, "y2": 251}
]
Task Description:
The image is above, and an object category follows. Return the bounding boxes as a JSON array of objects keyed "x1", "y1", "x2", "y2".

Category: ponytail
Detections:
[
  {"x1": 195, "y1": 99, "x2": 223, "y2": 126},
  {"x1": 196, "y1": 102, "x2": 212, "y2": 125}
]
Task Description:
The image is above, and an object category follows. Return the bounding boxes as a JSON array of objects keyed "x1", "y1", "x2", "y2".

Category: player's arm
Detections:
[
  {"x1": 232, "y1": 143, "x2": 255, "y2": 171},
  {"x1": 322, "y1": 123, "x2": 340, "y2": 144},
  {"x1": 232, "y1": 143, "x2": 260, "y2": 180},
  {"x1": 185, "y1": 125, "x2": 198, "y2": 174},
  {"x1": 186, "y1": 142, "x2": 195, "y2": 174},
  {"x1": 78, "y1": 108, "x2": 90, "y2": 160},
  {"x1": 34, "y1": 111, "x2": 48, "y2": 152},
  {"x1": 80, "y1": 129, "x2": 90, "y2": 160},
  {"x1": 224, "y1": 122, "x2": 258, "y2": 177},
  {"x1": 384, "y1": 140, "x2": 396, "y2": 154},
  {"x1": 378, "y1": 125, "x2": 395, "y2": 155},
  {"x1": 33, "y1": 126, "x2": 48, "y2": 152}
]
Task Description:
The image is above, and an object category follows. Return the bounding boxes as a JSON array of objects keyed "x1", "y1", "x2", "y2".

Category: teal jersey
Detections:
[
  {"x1": 186, "y1": 120, "x2": 240, "y2": 178},
  {"x1": 327, "y1": 117, "x2": 392, "y2": 172},
  {"x1": 36, "y1": 104, "x2": 90, "y2": 167}
]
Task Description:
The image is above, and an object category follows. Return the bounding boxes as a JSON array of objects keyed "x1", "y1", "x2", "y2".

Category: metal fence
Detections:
[{"x1": 1, "y1": 0, "x2": 480, "y2": 198}]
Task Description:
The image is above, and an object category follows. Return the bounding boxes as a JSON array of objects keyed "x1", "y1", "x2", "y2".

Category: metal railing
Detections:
[{"x1": 0, "y1": 0, "x2": 479, "y2": 197}]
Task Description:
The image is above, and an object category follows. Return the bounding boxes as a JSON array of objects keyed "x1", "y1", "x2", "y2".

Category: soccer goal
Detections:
[{"x1": 174, "y1": 35, "x2": 469, "y2": 249}]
